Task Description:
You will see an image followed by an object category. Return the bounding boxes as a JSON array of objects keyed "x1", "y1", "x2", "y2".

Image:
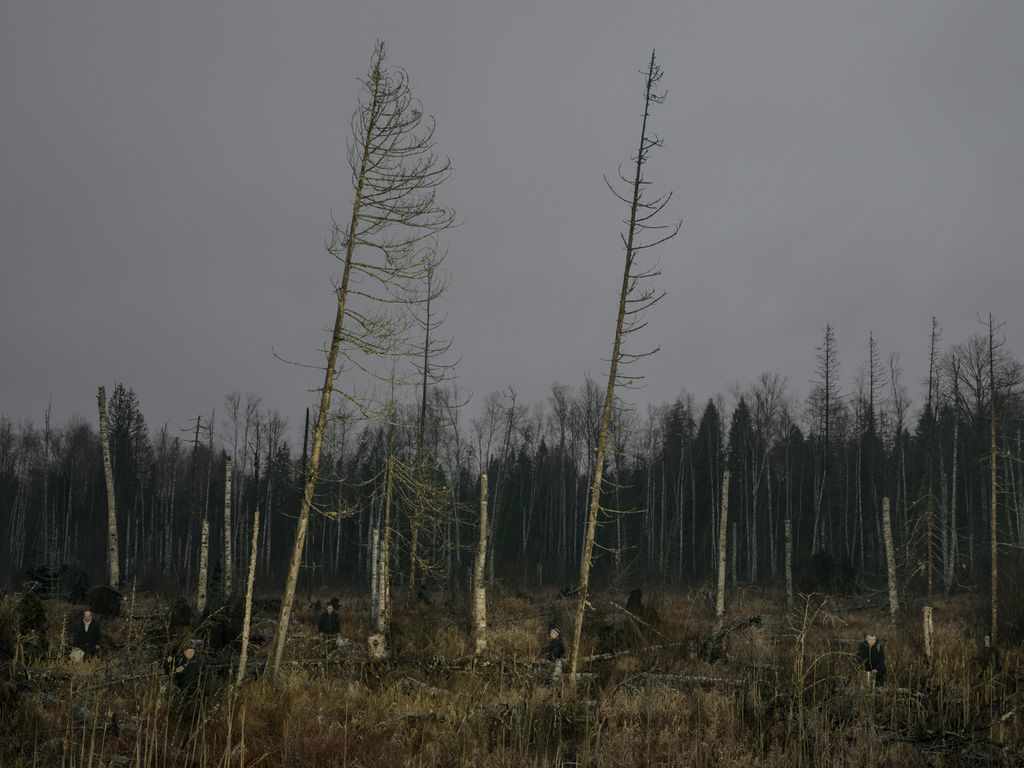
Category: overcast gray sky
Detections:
[{"x1": 2, "y1": 1, "x2": 1022, "y2": 439}]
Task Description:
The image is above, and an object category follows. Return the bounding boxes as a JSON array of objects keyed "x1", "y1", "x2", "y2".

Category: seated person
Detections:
[
  {"x1": 318, "y1": 602, "x2": 341, "y2": 635},
  {"x1": 71, "y1": 610, "x2": 102, "y2": 658}
]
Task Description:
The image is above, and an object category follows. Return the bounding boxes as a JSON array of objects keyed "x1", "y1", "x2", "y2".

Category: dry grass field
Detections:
[{"x1": 1, "y1": 585, "x2": 1021, "y2": 767}]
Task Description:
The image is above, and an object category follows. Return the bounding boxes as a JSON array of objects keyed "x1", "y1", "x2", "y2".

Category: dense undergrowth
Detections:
[{"x1": 0, "y1": 586, "x2": 1021, "y2": 766}]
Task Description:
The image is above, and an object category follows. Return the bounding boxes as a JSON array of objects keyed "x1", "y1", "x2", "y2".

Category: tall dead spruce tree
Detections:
[
  {"x1": 270, "y1": 41, "x2": 454, "y2": 676},
  {"x1": 568, "y1": 50, "x2": 680, "y2": 687}
]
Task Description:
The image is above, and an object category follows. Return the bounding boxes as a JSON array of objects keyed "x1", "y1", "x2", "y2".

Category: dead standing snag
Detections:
[{"x1": 568, "y1": 49, "x2": 680, "y2": 688}]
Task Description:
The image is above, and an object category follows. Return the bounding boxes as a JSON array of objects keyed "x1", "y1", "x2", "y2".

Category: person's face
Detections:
[
  {"x1": 184, "y1": 647, "x2": 196, "y2": 660},
  {"x1": 326, "y1": 605, "x2": 334, "y2": 614},
  {"x1": 866, "y1": 634, "x2": 877, "y2": 647},
  {"x1": 549, "y1": 630, "x2": 558, "y2": 640},
  {"x1": 83, "y1": 611, "x2": 92, "y2": 623}
]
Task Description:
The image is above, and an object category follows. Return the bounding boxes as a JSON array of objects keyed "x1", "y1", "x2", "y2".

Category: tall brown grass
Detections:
[{"x1": 0, "y1": 588, "x2": 1020, "y2": 766}]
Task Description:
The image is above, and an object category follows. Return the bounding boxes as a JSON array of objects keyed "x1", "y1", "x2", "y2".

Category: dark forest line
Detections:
[{"x1": 2, "y1": 323, "x2": 1022, "y2": 605}]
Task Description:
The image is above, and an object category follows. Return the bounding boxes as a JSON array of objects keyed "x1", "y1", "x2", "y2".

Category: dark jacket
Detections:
[
  {"x1": 163, "y1": 651, "x2": 202, "y2": 690},
  {"x1": 546, "y1": 635, "x2": 565, "y2": 661},
  {"x1": 73, "y1": 619, "x2": 102, "y2": 657},
  {"x1": 855, "y1": 640, "x2": 886, "y2": 685},
  {"x1": 318, "y1": 610, "x2": 341, "y2": 635}
]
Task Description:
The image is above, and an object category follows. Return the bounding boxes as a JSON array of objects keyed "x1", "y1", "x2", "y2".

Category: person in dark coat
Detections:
[
  {"x1": 545, "y1": 627, "x2": 566, "y2": 681},
  {"x1": 72, "y1": 610, "x2": 102, "y2": 658},
  {"x1": 164, "y1": 642, "x2": 202, "y2": 691},
  {"x1": 545, "y1": 628, "x2": 566, "y2": 661},
  {"x1": 855, "y1": 632, "x2": 886, "y2": 686},
  {"x1": 317, "y1": 603, "x2": 341, "y2": 636}
]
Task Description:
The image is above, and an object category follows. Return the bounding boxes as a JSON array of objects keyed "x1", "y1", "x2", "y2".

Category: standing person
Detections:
[
  {"x1": 72, "y1": 610, "x2": 102, "y2": 658},
  {"x1": 317, "y1": 602, "x2": 341, "y2": 636},
  {"x1": 856, "y1": 632, "x2": 887, "y2": 686},
  {"x1": 545, "y1": 627, "x2": 566, "y2": 681}
]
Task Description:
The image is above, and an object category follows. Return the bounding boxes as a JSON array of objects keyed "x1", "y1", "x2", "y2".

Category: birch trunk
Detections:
[
  {"x1": 472, "y1": 473, "x2": 488, "y2": 655},
  {"x1": 98, "y1": 386, "x2": 120, "y2": 589},
  {"x1": 377, "y1": 447, "x2": 394, "y2": 638},
  {"x1": 729, "y1": 521, "x2": 737, "y2": 585},
  {"x1": 716, "y1": 470, "x2": 731, "y2": 620},
  {"x1": 236, "y1": 506, "x2": 260, "y2": 687},
  {"x1": 370, "y1": 525, "x2": 380, "y2": 628},
  {"x1": 197, "y1": 518, "x2": 209, "y2": 614},
  {"x1": 223, "y1": 457, "x2": 233, "y2": 599},
  {"x1": 882, "y1": 496, "x2": 899, "y2": 622}
]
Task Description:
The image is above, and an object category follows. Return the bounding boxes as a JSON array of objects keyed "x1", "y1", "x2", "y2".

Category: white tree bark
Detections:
[
  {"x1": 945, "y1": 421, "x2": 958, "y2": 600},
  {"x1": 223, "y1": 456, "x2": 233, "y2": 599},
  {"x1": 716, "y1": 470, "x2": 731, "y2": 620},
  {"x1": 370, "y1": 525, "x2": 380, "y2": 628},
  {"x1": 197, "y1": 518, "x2": 210, "y2": 614},
  {"x1": 472, "y1": 473, "x2": 489, "y2": 655},
  {"x1": 376, "y1": 450, "x2": 391, "y2": 638},
  {"x1": 98, "y1": 386, "x2": 120, "y2": 589},
  {"x1": 236, "y1": 505, "x2": 260, "y2": 687},
  {"x1": 882, "y1": 496, "x2": 899, "y2": 622}
]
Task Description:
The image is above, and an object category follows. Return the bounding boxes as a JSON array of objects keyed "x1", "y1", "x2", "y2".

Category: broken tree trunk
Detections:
[
  {"x1": 98, "y1": 386, "x2": 119, "y2": 589},
  {"x1": 236, "y1": 505, "x2": 260, "y2": 687},
  {"x1": 473, "y1": 473, "x2": 488, "y2": 655},
  {"x1": 716, "y1": 470, "x2": 731, "y2": 621},
  {"x1": 882, "y1": 496, "x2": 899, "y2": 622}
]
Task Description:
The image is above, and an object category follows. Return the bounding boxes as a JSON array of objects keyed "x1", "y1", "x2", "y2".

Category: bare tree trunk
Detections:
[
  {"x1": 716, "y1": 470, "x2": 731, "y2": 621},
  {"x1": 270, "y1": 41, "x2": 455, "y2": 674},
  {"x1": 945, "y1": 420, "x2": 958, "y2": 602},
  {"x1": 567, "y1": 49, "x2": 678, "y2": 689},
  {"x1": 882, "y1": 496, "x2": 899, "y2": 622},
  {"x1": 729, "y1": 521, "x2": 737, "y2": 585},
  {"x1": 223, "y1": 456, "x2": 233, "y2": 599},
  {"x1": 377, "y1": 446, "x2": 395, "y2": 638},
  {"x1": 989, "y1": 314, "x2": 999, "y2": 645},
  {"x1": 370, "y1": 525, "x2": 380, "y2": 627},
  {"x1": 472, "y1": 473, "x2": 488, "y2": 655},
  {"x1": 236, "y1": 506, "x2": 260, "y2": 687},
  {"x1": 197, "y1": 519, "x2": 209, "y2": 614},
  {"x1": 98, "y1": 386, "x2": 120, "y2": 589},
  {"x1": 922, "y1": 605, "x2": 934, "y2": 662},
  {"x1": 784, "y1": 516, "x2": 793, "y2": 611}
]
